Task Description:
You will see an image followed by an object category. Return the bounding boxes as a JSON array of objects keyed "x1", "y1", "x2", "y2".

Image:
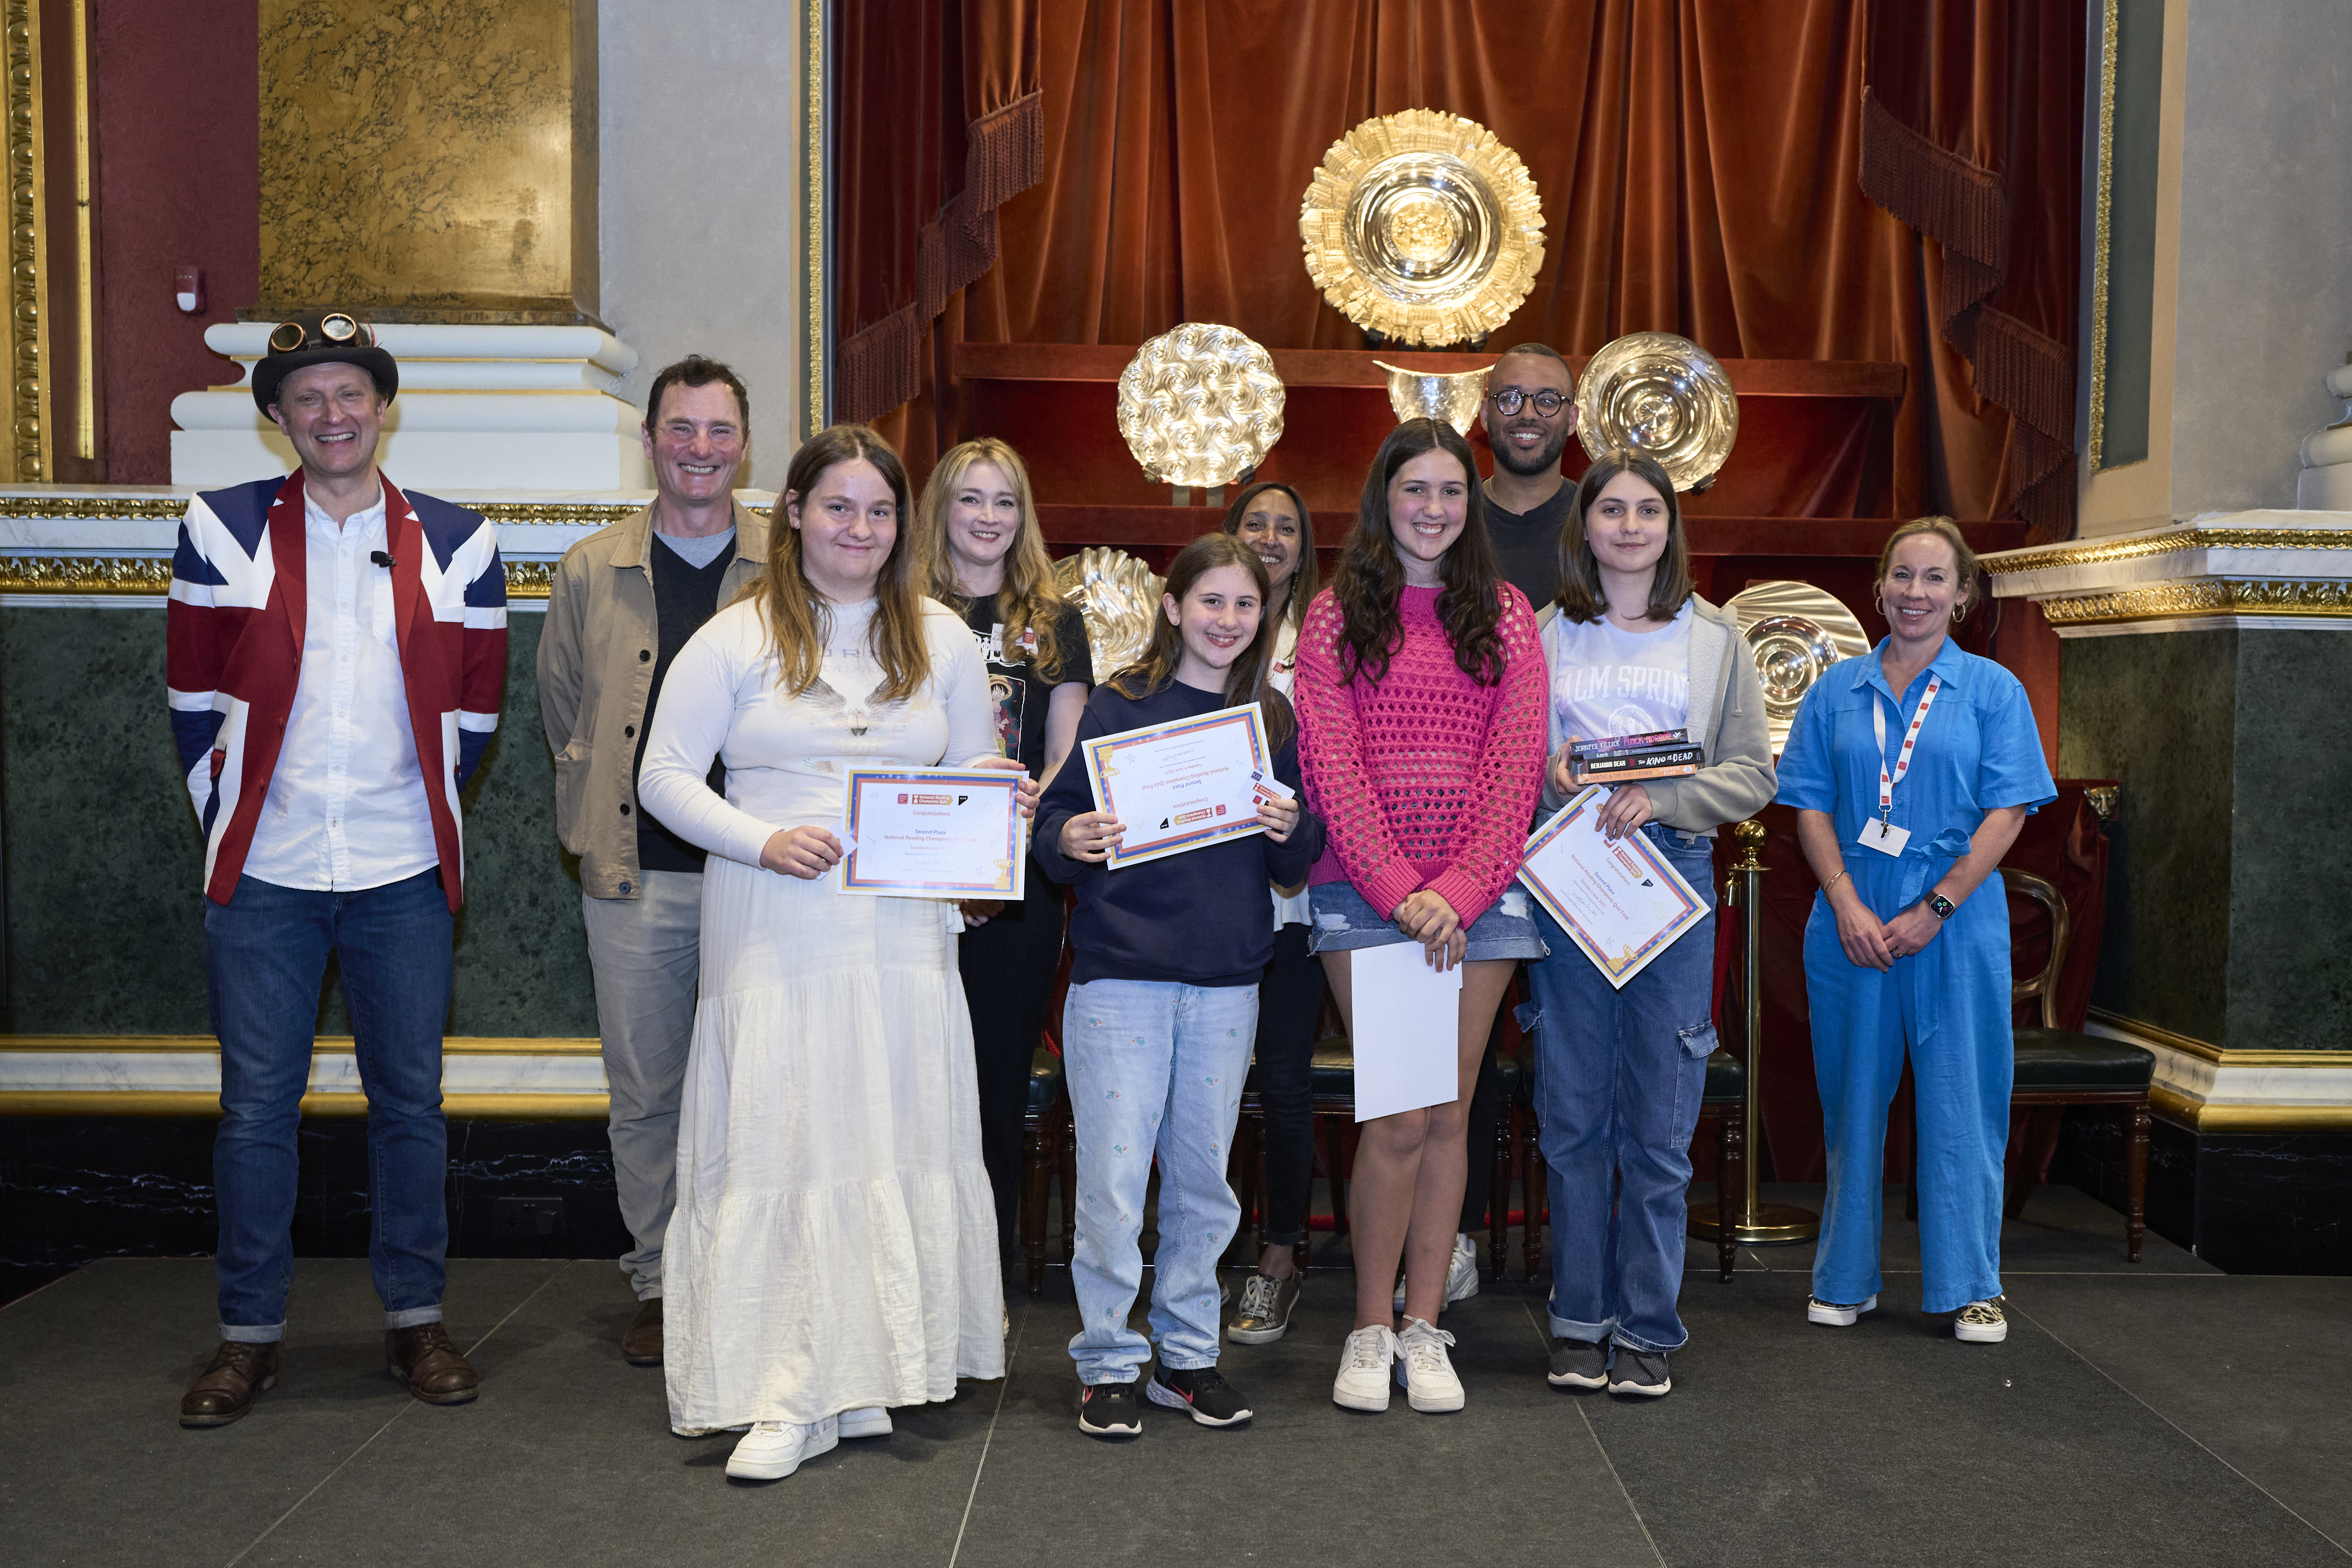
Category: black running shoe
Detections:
[
  {"x1": 1608, "y1": 1350, "x2": 1671, "y2": 1398},
  {"x1": 1145, "y1": 1364, "x2": 1254, "y2": 1427},
  {"x1": 1546, "y1": 1337, "x2": 1611, "y2": 1389},
  {"x1": 1077, "y1": 1379, "x2": 1142, "y2": 1438}
]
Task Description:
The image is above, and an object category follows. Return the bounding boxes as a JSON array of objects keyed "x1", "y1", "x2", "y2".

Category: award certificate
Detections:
[
  {"x1": 1081, "y1": 702, "x2": 1276, "y2": 870},
  {"x1": 837, "y1": 768, "x2": 1026, "y2": 899},
  {"x1": 1516, "y1": 787, "x2": 1708, "y2": 988}
]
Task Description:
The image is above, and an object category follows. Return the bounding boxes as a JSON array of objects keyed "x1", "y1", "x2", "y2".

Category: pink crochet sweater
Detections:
[{"x1": 1294, "y1": 583, "x2": 1546, "y2": 926}]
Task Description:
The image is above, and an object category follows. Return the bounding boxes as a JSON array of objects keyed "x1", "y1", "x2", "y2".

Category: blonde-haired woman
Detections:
[
  {"x1": 914, "y1": 438, "x2": 1092, "y2": 1262},
  {"x1": 640, "y1": 424, "x2": 1033, "y2": 1481}
]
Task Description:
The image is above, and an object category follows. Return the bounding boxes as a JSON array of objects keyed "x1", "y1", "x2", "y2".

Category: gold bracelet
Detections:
[{"x1": 1822, "y1": 868, "x2": 1850, "y2": 894}]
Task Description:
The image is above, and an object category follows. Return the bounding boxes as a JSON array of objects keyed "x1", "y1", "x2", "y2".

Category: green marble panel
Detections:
[
  {"x1": 2058, "y1": 631, "x2": 2234, "y2": 1044},
  {"x1": 2225, "y1": 632, "x2": 2352, "y2": 1052},
  {"x1": 0, "y1": 608, "x2": 596, "y2": 1038}
]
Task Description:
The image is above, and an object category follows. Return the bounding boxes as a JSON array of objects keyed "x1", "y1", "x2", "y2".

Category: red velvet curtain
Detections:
[
  {"x1": 836, "y1": 0, "x2": 1042, "y2": 427},
  {"x1": 846, "y1": 0, "x2": 2083, "y2": 526}
]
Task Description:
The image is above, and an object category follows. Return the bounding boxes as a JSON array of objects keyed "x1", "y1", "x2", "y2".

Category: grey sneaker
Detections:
[
  {"x1": 1546, "y1": 1337, "x2": 1611, "y2": 1389},
  {"x1": 1954, "y1": 1296, "x2": 2008, "y2": 1343},
  {"x1": 1226, "y1": 1271, "x2": 1302, "y2": 1345},
  {"x1": 1608, "y1": 1350, "x2": 1671, "y2": 1397},
  {"x1": 1392, "y1": 1233, "x2": 1481, "y2": 1313}
]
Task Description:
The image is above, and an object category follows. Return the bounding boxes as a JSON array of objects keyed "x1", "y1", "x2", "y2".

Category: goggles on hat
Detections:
[{"x1": 265, "y1": 314, "x2": 375, "y2": 354}]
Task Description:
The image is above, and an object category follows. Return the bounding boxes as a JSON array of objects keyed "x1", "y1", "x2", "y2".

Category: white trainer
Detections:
[
  {"x1": 1394, "y1": 1316, "x2": 1466, "y2": 1412},
  {"x1": 725, "y1": 1415, "x2": 839, "y2": 1480},
  {"x1": 1392, "y1": 1233, "x2": 1482, "y2": 1313},
  {"x1": 837, "y1": 1406, "x2": 892, "y2": 1439},
  {"x1": 1332, "y1": 1323, "x2": 1397, "y2": 1412},
  {"x1": 1806, "y1": 1294, "x2": 1879, "y2": 1327}
]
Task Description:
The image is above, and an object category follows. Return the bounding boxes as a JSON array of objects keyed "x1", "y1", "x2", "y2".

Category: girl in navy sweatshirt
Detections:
[{"x1": 1034, "y1": 533, "x2": 1325, "y2": 1439}]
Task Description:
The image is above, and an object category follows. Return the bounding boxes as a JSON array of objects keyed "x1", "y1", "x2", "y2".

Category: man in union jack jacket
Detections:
[{"x1": 166, "y1": 311, "x2": 507, "y2": 1428}]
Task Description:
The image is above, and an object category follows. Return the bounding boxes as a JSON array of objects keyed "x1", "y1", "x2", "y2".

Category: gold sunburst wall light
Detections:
[{"x1": 1299, "y1": 109, "x2": 1544, "y2": 347}]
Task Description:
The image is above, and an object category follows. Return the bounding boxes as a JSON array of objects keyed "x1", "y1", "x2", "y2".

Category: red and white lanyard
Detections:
[{"x1": 1872, "y1": 675, "x2": 1940, "y2": 836}]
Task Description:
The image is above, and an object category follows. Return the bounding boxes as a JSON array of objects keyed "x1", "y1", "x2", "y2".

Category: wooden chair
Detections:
[
  {"x1": 1515, "y1": 1048, "x2": 1744, "y2": 1285},
  {"x1": 1019, "y1": 1044, "x2": 1075, "y2": 1295},
  {"x1": 1231, "y1": 1034, "x2": 1519, "y2": 1281},
  {"x1": 1905, "y1": 868, "x2": 2152, "y2": 1262}
]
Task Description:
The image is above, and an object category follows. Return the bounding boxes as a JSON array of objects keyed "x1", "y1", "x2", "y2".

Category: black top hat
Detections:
[{"x1": 250, "y1": 311, "x2": 400, "y2": 414}]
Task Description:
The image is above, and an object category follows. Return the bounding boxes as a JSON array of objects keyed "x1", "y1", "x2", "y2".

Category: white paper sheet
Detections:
[{"x1": 1350, "y1": 941, "x2": 1464, "y2": 1122}]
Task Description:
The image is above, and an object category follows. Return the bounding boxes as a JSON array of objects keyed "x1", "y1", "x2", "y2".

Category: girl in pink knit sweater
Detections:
[{"x1": 1294, "y1": 418, "x2": 1547, "y2": 1415}]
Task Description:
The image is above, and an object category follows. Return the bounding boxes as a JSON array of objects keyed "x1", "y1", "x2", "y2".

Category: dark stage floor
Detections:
[{"x1": 4, "y1": 1184, "x2": 2347, "y2": 1567}]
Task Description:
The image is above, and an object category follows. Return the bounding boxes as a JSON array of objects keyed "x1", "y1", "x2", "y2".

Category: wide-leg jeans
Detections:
[
  {"x1": 1062, "y1": 978, "x2": 1257, "y2": 1384},
  {"x1": 205, "y1": 869, "x2": 452, "y2": 1340},
  {"x1": 1528, "y1": 827, "x2": 1719, "y2": 1355}
]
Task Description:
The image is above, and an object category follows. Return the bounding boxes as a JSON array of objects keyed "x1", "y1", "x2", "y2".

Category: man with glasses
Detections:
[
  {"x1": 1479, "y1": 343, "x2": 1581, "y2": 612},
  {"x1": 536, "y1": 356, "x2": 768, "y2": 1367},
  {"x1": 170, "y1": 311, "x2": 508, "y2": 1427}
]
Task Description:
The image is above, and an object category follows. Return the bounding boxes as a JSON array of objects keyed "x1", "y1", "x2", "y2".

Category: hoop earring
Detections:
[
  {"x1": 1952, "y1": 603, "x2": 1969, "y2": 625},
  {"x1": 1873, "y1": 589, "x2": 1886, "y2": 617}
]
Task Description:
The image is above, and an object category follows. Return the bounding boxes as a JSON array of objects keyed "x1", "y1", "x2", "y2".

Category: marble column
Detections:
[{"x1": 1984, "y1": 520, "x2": 2352, "y2": 1271}]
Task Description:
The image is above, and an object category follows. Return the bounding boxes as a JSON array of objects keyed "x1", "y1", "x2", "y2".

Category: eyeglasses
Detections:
[
  {"x1": 266, "y1": 314, "x2": 373, "y2": 354},
  {"x1": 1488, "y1": 388, "x2": 1569, "y2": 417}
]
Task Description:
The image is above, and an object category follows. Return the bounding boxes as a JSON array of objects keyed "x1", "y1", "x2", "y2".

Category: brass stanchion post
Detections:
[{"x1": 1691, "y1": 819, "x2": 1819, "y2": 1245}]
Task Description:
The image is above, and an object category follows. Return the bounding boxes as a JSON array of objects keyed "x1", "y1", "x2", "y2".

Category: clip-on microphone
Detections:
[{"x1": 370, "y1": 550, "x2": 396, "y2": 569}]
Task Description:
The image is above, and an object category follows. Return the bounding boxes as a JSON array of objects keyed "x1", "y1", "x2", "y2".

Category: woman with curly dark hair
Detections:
[{"x1": 1292, "y1": 418, "x2": 1547, "y2": 1416}]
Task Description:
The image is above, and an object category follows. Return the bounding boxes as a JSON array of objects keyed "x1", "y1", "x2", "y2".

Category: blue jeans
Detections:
[
  {"x1": 1063, "y1": 978, "x2": 1258, "y2": 1384},
  {"x1": 205, "y1": 870, "x2": 454, "y2": 1340},
  {"x1": 1527, "y1": 827, "x2": 1719, "y2": 1355}
]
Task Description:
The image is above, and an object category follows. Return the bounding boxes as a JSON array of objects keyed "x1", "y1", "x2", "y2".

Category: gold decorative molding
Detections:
[
  {"x1": 0, "y1": 555, "x2": 171, "y2": 592},
  {"x1": 0, "y1": 1090, "x2": 609, "y2": 1119},
  {"x1": 804, "y1": 0, "x2": 824, "y2": 434},
  {"x1": 4, "y1": 0, "x2": 44, "y2": 483},
  {"x1": 2041, "y1": 578, "x2": 2352, "y2": 625},
  {"x1": 0, "y1": 556, "x2": 563, "y2": 599},
  {"x1": 2149, "y1": 1084, "x2": 2352, "y2": 1133},
  {"x1": 66, "y1": 0, "x2": 88, "y2": 459},
  {"x1": 1984, "y1": 526, "x2": 2352, "y2": 575},
  {"x1": 2087, "y1": 0, "x2": 2117, "y2": 472},
  {"x1": 0, "y1": 1034, "x2": 602, "y2": 1054},
  {"x1": 0, "y1": 495, "x2": 187, "y2": 520},
  {"x1": 2086, "y1": 1009, "x2": 2350, "y2": 1069}
]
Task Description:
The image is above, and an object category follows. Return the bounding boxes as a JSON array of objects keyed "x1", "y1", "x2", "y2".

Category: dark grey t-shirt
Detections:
[{"x1": 1486, "y1": 483, "x2": 1573, "y2": 613}]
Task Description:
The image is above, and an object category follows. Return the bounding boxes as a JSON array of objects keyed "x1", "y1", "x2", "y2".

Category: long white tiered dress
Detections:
[{"x1": 638, "y1": 594, "x2": 1006, "y2": 1432}]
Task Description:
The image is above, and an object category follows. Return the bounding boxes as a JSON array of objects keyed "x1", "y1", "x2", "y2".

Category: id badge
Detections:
[{"x1": 1856, "y1": 819, "x2": 1910, "y2": 857}]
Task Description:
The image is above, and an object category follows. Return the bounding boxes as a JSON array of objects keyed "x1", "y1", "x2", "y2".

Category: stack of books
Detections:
[{"x1": 1569, "y1": 729, "x2": 1704, "y2": 783}]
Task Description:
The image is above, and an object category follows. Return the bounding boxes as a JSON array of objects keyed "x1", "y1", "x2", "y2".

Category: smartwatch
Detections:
[{"x1": 1926, "y1": 893, "x2": 1956, "y2": 920}]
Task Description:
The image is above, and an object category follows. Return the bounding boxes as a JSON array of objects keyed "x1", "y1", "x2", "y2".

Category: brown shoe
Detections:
[
  {"x1": 180, "y1": 1340, "x2": 279, "y2": 1427},
  {"x1": 386, "y1": 1323, "x2": 479, "y2": 1405},
  {"x1": 622, "y1": 1297, "x2": 662, "y2": 1366}
]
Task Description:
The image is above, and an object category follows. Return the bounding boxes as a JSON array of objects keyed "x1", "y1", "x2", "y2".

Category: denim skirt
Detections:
[{"x1": 1305, "y1": 879, "x2": 1550, "y2": 962}]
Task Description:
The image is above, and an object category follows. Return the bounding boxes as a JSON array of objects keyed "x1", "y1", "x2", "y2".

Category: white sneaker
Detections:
[
  {"x1": 837, "y1": 1406, "x2": 892, "y2": 1439},
  {"x1": 1806, "y1": 1294, "x2": 1878, "y2": 1327},
  {"x1": 1392, "y1": 1233, "x2": 1482, "y2": 1313},
  {"x1": 725, "y1": 1416, "x2": 838, "y2": 1480},
  {"x1": 1394, "y1": 1316, "x2": 1465, "y2": 1412},
  {"x1": 1332, "y1": 1324, "x2": 1397, "y2": 1412}
]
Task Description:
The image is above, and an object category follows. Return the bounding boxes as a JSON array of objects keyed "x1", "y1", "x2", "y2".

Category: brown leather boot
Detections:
[
  {"x1": 622, "y1": 1297, "x2": 662, "y2": 1366},
  {"x1": 386, "y1": 1323, "x2": 479, "y2": 1404},
  {"x1": 180, "y1": 1340, "x2": 279, "y2": 1427}
]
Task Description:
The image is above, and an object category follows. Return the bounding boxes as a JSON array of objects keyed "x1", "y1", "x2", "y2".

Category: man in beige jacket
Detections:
[{"x1": 536, "y1": 356, "x2": 768, "y2": 1365}]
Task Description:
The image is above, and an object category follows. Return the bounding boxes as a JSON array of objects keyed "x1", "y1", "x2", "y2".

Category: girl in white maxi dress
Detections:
[{"x1": 639, "y1": 575, "x2": 1007, "y2": 1437}]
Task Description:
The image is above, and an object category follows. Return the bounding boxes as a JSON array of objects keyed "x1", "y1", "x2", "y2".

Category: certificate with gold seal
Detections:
[
  {"x1": 1516, "y1": 787, "x2": 1707, "y2": 988},
  {"x1": 1081, "y1": 702, "x2": 1277, "y2": 870},
  {"x1": 838, "y1": 768, "x2": 1025, "y2": 899}
]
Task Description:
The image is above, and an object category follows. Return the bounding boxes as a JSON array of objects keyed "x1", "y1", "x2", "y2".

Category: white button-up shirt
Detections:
[{"x1": 241, "y1": 487, "x2": 441, "y2": 892}]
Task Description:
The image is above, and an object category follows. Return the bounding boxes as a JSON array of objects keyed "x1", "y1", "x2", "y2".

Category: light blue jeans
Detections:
[{"x1": 1063, "y1": 978, "x2": 1258, "y2": 1384}]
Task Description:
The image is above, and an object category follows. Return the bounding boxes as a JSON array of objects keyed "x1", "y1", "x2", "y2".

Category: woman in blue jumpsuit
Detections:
[{"x1": 1775, "y1": 517, "x2": 2054, "y2": 1343}]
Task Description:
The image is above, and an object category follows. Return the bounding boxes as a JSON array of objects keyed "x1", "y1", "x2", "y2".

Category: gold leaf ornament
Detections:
[
  {"x1": 1052, "y1": 547, "x2": 1166, "y2": 678},
  {"x1": 1115, "y1": 323, "x2": 1286, "y2": 488},
  {"x1": 1298, "y1": 110, "x2": 1546, "y2": 346}
]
